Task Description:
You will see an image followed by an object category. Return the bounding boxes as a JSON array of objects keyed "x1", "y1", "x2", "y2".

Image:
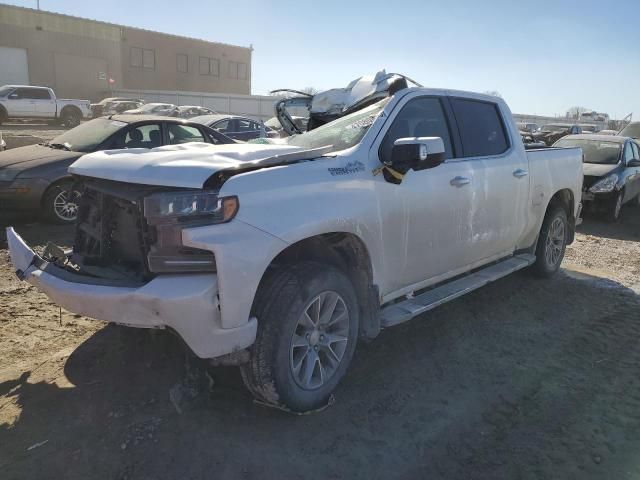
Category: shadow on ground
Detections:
[
  {"x1": 2, "y1": 268, "x2": 640, "y2": 479},
  {"x1": 578, "y1": 204, "x2": 640, "y2": 242}
]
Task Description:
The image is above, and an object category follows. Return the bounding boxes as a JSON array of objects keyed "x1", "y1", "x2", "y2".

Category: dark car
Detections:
[
  {"x1": 533, "y1": 124, "x2": 582, "y2": 146},
  {"x1": 191, "y1": 114, "x2": 266, "y2": 141},
  {"x1": 619, "y1": 122, "x2": 640, "y2": 139},
  {"x1": 0, "y1": 115, "x2": 235, "y2": 224},
  {"x1": 555, "y1": 134, "x2": 640, "y2": 221}
]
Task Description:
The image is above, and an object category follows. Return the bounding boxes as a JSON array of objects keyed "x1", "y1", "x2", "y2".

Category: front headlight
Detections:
[
  {"x1": 142, "y1": 191, "x2": 239, "y2": 274},
  {"x1": 143, "y1": 191, "x2": 238, "y2": 224},
  {"x1": 0, "y1": 168, "x2": 21, "y2": 182},
  {"x1": 589, "y1": 174, "x2": 619, "y2": 193}
]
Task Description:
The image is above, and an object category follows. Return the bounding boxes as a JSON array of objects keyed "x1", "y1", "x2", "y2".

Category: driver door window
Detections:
[
  {"x1": 379, "y1": 97, "x2": 454, "y2": 163},
  {"x1": 113, "y1": 124, "x2": 162, "y2": 149}
]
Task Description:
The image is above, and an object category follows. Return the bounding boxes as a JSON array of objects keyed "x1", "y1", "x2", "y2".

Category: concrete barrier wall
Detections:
[{"x1": 111, "y1": 88, "x2": 279, "y2": 121}]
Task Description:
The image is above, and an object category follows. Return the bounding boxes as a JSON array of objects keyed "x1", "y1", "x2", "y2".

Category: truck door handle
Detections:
[
  {"x1": 450, "y1": 176, "x2": 471, "y2": 187},
  {"x1": 513, "y1": 169, "x2": 529, "y2": 178}
]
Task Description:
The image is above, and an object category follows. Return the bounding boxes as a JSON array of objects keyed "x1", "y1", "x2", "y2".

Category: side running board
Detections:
[{"x1": 380, "y1": 254, "x2": 535, "y2": 328}]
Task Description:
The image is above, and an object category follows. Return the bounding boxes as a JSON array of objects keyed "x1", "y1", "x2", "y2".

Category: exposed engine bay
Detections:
[{"x1": 42, "y1": 178, "x2": 217, "y2": 285}]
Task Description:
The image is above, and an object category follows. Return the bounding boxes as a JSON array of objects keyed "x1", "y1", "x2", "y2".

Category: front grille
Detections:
[
  {"x1": 73, "y1": 179, "x2": 156, "y2": 281},
  {"x1": 583, "y1": 175, "x2": 600, "y2": 191}
]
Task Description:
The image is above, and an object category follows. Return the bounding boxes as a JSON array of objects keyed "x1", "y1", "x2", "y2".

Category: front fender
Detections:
[{"x1": 181, "y1": 219, "x2": 288, "y2": 329}]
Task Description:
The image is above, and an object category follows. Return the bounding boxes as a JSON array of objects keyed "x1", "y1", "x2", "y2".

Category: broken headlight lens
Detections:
[
  {"x1": 143, "y1": 191, "x2": 238, "y2": 224},
  {"x1": 589, "y1": 174, "x2": 618, "y2": 193}
]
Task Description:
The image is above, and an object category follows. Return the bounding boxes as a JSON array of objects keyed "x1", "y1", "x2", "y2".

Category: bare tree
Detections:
[{"x1": 566, "y1": 106, "x2": 589, "y2": 119}]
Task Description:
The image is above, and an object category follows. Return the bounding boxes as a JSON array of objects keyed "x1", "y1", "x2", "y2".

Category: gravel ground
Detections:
[{"x1": 0, "y1": 208, "x2": 639, "y2": 480}]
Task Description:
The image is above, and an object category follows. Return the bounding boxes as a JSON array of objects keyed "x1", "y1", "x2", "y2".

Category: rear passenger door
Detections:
[
  {"x1": 31, "y1": 88, "x2": 56, "y2": 117},
  {"x1": 449, "y1": 97, "x2": 530, "y2": 261}
]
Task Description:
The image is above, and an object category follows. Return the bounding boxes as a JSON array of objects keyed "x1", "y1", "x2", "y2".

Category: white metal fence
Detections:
[
  {"x1": 512, "y1": 113, "x2": 606, "y2": 130},
  {"x1": 110, "y1": 88, "x2": 279, "y2": 121}
]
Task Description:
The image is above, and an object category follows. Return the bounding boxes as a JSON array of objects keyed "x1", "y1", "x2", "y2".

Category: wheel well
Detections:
[
  {"x1": 255, "y1": 233, "x2": 381, "y2": 339},
  {"x1": 41, "y1": 178, "x2": 72, "y2": 207},
  {"x1": 547, "y1": 188, "x2": 575, "y2": 243},
  {"x1": 60, "y1": 105, "x2": 81, "y2": 117}
]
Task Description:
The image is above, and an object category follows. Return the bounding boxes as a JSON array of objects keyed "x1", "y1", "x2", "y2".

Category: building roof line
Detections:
[{"x1": 0, "y1": 2, "x2": 253, "y2": 51}]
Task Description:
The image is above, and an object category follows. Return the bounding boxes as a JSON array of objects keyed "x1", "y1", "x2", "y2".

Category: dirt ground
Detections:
[
  {"x1": 1, "y1": 207, "x2": 639, "y2": 480},
  {"x1": 1, "y1": 122, "x2": 75, "y2": 149}
]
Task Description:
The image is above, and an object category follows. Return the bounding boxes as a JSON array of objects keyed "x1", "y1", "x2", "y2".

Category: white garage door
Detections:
[{"x1": 0, "y1": 47, "x2": 29, "y2": 85}]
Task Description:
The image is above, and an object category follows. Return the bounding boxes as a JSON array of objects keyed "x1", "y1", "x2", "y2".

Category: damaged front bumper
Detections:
[{"x1": 6, "y1": 227, "x2": 257, "y2": 359}]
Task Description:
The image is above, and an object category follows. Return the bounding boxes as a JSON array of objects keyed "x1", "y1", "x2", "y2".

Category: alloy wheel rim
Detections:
[
  {"x1": 289, "y1": 291, "x2": 350, "y2": 390},
  {"x1": 53, "y1": 189, "x2": 80, "y2": 221},
  {"x1": 545, "y1": 216, "x2": 565, "y2": 268}
]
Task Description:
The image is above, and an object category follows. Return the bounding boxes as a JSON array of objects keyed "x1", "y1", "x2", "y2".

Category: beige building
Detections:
[{"x1": 0, "y1": 3, "x2": 252, "y2": 101}]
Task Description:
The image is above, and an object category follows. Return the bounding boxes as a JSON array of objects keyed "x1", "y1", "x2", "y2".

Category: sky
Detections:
[{"x1": 4, "y1": 0, "x2": 639, "y2": 118}]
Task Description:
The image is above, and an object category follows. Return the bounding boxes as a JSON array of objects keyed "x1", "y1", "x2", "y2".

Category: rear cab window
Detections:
[{"x1": 450, "y1": 98, "x2": 509, "y2": 157}]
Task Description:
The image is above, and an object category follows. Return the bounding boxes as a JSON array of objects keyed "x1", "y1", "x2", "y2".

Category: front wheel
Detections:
[
  {"x1": 42, "y1": 180, "x2": 81, "y2": 224},
  {"x1": 531, "y1": 206, "x2": 568, "y2": 278},
  {"x1": 240, "y1": 262, "x2": 359, "y2": 412}
]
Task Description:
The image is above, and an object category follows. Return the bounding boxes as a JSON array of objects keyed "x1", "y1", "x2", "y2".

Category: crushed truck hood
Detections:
[{"x1": 68, "y1": 142, "x2": 330, "y2": 188}]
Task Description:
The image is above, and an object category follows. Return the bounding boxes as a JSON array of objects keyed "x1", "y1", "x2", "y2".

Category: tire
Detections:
[
  {"x1": 531, "y1": 206, "x2": 568, "y2": 278},
  {"x1": 607, "y1": 190, "x2": 624, "y2": 222},
  {"x1": 60, "y1": 108, "x2": 81, "y2": 128},
  {"x1": 42, "y1": 180, "x2": 81, "y2": 224},
  {"x1": 240, "y1": 261, "x2": 359, "y2": 412}
]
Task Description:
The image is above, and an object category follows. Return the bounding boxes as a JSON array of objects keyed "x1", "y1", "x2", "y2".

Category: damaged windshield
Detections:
[{"x1": 283, "y1": 99, "x2": 390, "y2": 152}]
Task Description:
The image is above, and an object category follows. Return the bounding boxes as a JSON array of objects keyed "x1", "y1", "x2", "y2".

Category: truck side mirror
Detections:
[{"x1": 390, "y1": 137, "x2": 446, "y2": 173}]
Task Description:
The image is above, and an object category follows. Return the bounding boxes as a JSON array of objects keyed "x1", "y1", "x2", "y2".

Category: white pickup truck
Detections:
[
  {"x1": 7, "y1": 73, "x2": 583, "y2": 412},
  {"x1": 0, "y1": 85, "x2": 91, "y2": 127}
]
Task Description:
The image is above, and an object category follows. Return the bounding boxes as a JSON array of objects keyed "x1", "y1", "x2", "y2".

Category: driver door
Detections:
[{"x1": 371, "y1": 95, "x2": 478, "y2": 294}]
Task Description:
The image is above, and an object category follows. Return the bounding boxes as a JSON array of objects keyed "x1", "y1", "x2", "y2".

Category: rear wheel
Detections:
[
  {"x1": 240, "y1": 261, "x2": 359, "y2": 412},
  {"x1": 531, "y1": 206, "x2": 568, "y2": 278},
  {"x1": 60, "y1": 109, "x2": 81, "y2": 128},
  {"x1": 42, "y1": 180, "x2": 81, "y2": 224}
]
